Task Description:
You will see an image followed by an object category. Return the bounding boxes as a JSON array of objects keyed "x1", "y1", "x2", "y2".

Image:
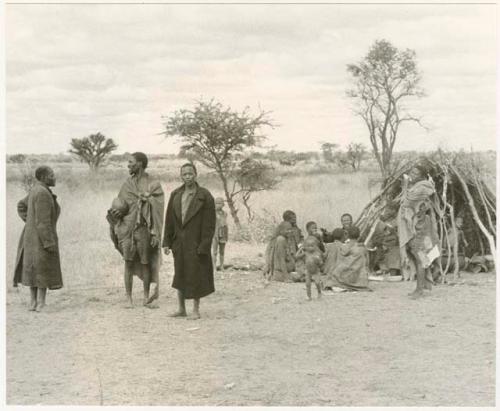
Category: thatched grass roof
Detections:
[{"x1": 355, "y1": 151, "x2": 496, "y2": 280}]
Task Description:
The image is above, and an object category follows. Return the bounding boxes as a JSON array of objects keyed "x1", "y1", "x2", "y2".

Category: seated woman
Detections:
[
  {"x1": 322, "y1": 228, "x2": 345, "y2": 289},
  {"x1": 327, "y1": 226, "x2": 372, "y2": 292},
  {"x1": 321, "y1": 213, "x2": 353, "y2": 243},
  {"x1": 264, "y1": 210, "x2": 303, "y2": 282}
]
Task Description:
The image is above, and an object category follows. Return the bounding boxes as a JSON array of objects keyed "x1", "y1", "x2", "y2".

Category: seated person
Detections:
[
  {"x1": 321, "y1": 213, "x2": 353, "y2": 243},
  {"x1": 264, "y1": 210, "x2": 303, "y2": 282},
  {"x1": 367, "y1": 205, "x2": 400, "y2": 276},
  {"x1": 322, "y1": 228, "x2": 345, "y2": 289},
  {"x1": 328, "y1": 226, "x2": 372, "y2": 292},
  {"x1": 304, "y1": 221, "x2": 325, "y2": 252}
]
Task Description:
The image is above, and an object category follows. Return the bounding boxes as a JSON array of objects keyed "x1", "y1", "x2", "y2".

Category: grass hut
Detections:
[{"x1": 355, "y1": 151, "x2": 496, "y2": 281}]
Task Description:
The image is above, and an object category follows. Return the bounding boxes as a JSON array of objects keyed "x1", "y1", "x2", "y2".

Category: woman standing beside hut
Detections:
[{"x1": 398, "y1": 164, "x2": 440, "y2": 299}]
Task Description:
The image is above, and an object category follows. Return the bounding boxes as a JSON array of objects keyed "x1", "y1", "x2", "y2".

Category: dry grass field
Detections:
[{"x1": 5, "y1": 158, "x2": 496, "y2": 406}]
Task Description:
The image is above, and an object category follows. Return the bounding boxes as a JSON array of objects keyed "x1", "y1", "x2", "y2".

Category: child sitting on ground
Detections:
[
  {"x1": 212, "y1": 197, "x2": 229, "y2": 272},
  {"x1": 296, "y1": 236, "x2": 324, "y2": 300}
]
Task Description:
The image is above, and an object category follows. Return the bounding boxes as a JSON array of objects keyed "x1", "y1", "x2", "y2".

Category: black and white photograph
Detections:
[{"x1": 3, "y1": 0, "x2": 497, "y2": 407}]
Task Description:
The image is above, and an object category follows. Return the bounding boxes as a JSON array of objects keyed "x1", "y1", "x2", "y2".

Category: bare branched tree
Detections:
[
  {"x1": 347, "y1": 39, "x2": 426, "y2": 182},
  {"x1": 232, "y1": 158, "x2": 280, "y2": 222},
  {"x1": 163, "y1": 99, "x2": 275, "y2": 230}
]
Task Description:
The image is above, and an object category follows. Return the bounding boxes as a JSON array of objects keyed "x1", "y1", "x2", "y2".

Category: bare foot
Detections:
[
  {"x1": 169, "y1": 311, "x2": 187, "y2": 318},
  {"x1": 28, "y1": 301, "x2": 37, "y2": 312},
  {"x1": 408, "y1": 290, "x2": 424, "y2": 299},
  {"x1": 36, "y1": 302, "x2": 46, "y2": 312},
  {"x1": 187, "y1": 312, "x2": 201, "y2": 320},
  {"x1": 125, "y1": 297, "x2": 134, "y2": 309},
  {"x1": 146, "y1": 288, "x2": 159, "y2": 305}
]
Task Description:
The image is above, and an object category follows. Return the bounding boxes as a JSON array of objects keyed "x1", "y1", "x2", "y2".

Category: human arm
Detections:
[
  {"x1": 162, "y1": 192, "x2": 175, "y2": 251},
  {"x1": 17, "y1": 196, "x2": 28, "y2": 222}
]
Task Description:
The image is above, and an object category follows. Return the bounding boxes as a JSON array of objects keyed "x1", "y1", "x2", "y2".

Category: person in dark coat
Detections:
[
  {"x1": 162, "y1": 163, "x2": 216, "y2": 320},
  {"x1": 14, "y1": 166, "x2": 63, "y2": 311}
]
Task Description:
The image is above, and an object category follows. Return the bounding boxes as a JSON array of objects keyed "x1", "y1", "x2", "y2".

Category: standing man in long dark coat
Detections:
[
  {"x1": 14, "y1": 166, "x2": 63, "y2": 311},
  {"x1": 162, "y1": 163, "x2": 216, "y2": 320}
]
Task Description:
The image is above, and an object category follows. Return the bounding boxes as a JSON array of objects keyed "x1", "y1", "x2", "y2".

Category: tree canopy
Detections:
[
  {"x1": 347, "y1": 39, "x2": 426, "y2": 182},
  {"x1": 163, "y1": 99, "x2": 275, "y2": 228},
  {"x1": 69, "y1": 132, "x2": 118, "y2": 172}
]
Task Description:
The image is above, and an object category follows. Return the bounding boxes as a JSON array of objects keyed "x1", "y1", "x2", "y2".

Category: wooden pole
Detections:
[{"x1": 451, "y1": 164, "x2": 496, "y2": 266}]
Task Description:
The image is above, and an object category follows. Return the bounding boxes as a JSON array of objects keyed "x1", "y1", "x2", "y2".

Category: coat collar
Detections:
[
  {"x1": 36, "y1": 181, "x2": 57, "y2": 199},
  {"x1": 173, "y1": 183, "x2": 206, "y2": 226}
]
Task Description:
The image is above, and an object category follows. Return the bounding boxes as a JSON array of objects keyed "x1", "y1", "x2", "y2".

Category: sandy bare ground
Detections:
[{"x1": 6, "y1": 266, "x2": 495, "y2": 406}]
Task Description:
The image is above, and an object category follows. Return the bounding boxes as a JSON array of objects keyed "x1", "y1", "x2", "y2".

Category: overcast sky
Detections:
[{"x1": 5, "y1": 3, "x2": 497, "y2": 155}]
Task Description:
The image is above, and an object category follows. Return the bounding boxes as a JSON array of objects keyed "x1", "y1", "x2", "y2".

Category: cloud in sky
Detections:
[{"x1": 5, "y1": 3, "x2": 496, "y2": 154}]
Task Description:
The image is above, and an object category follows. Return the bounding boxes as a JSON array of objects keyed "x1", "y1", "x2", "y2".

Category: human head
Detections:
[
  {"x1": 283, "y1": 210, "x2": 297, "y2": 225},
  {"x1": 341, "y1": 213, "x2": 353, "y2": 229},
  {"x1": 215, "y1": 197, "x2": 224, "y2": 210},
  {"x1": 303, "y1": 236, "x2": 319, "y2": 253},
  {"x1": 347, "y1": 226, "x2": 360, "y2": 241},
  {"x1": 305, "y1": 221, "x2": 317, "y2": 236},
  {"x1": 128, "y1": 152, "x2": 148, "y2": 175},
  {"x1": 35, "y1": 166, "x2": 56, "y2": 187},
  {"x1": 180, "y1": 162, "x2": 197, "y2": 186},
  {"x1": 331, "y1": 228, "x2": 345, "y2": 242},
  {"x1": 381, "y1": 203, "x2": 399, "y2": 222},
  {"x1": 409, "y1": 164, "x2": 427, "y2": 182}
]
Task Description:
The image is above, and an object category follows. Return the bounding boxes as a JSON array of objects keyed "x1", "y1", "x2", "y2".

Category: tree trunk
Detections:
[{"x1": 217, "y1": 171, "x2": 242, "y2": 230}]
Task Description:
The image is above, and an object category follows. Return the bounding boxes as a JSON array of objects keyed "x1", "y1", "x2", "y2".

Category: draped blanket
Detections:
[
  {"x1": 398, "y1": 179, "x2": 439, "y2": 279},
  {"x1": 328, "y1": 242, "x2": 371, "y2": 291},
  {"x1": 264, "y1": 221, "x2": 302, "y2": 282},
  {"x1": 107, "y1": 174, "x2": 164, "y2": 288}
]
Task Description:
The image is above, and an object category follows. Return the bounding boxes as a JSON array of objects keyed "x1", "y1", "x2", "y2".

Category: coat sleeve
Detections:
[
  {"x1": 34, "y1": 189, "x2": 57, "y2": 249},
  {"x1": 197, "y1": 191, "x2": 216, "y2": 255},
  {"x1": 162, "y1": 192, "x2": 175, "y2": 249},
  {"x1": 17, "y1": 195, "x2": 29, "y2": 222}
]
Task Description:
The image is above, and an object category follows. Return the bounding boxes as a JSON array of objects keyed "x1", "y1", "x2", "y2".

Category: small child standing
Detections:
[
  {"x1": 296, "y1": 236, "x2": 324, "y2": 300},
  {"x1": 212, "y1": 197, "x2": 229, "y2": 272},
  {"x1": 296, "y1": 221, "x2": 325, "y2": 299}
]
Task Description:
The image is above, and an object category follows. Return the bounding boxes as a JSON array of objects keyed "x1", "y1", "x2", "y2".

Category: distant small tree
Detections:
[
  {"x1": 68, "y1": 132, "x2": 118, "y2": 172},
  {"x1": 232, "y1": 158, "x2": 280, "y2": 222},
  {"x1": 8, "y1": 154, "x2": 26, "y2": 164},
  {"x1": 320, "y1": 142, "x2": 338, "y2": 163},
  {"x1": 333, "y1": 151, "x2": 350, "y2": 170},
  {"x1": 163, "y1": 99, "x2": 274, "y2": 230},
  {"x1": 346, "y1": 143, "x2": 367, "y2": 171}
]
